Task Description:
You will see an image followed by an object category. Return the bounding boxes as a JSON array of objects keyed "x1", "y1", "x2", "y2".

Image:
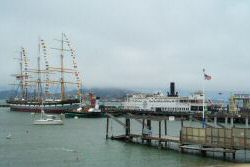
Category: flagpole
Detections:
[{"x1": 202, "y1": 69, "x2": 206, "y2": 128}]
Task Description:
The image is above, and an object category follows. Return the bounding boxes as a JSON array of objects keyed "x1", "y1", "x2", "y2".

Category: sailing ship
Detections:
[{"x1": 7, "y1": 33, "x2": 82, "y2": 113}]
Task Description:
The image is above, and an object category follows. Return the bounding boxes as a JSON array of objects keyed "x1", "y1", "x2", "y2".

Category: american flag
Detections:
[
  {"x1": 203, "y1": 69, "x2": 212, "y2": 80},
  {"x1": 204, "y1": 73, "x2": 212, "y2": 80}
]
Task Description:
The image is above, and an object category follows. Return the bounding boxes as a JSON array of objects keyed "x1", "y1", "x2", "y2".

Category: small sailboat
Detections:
[
  {"x1": 33, "y1": 109, "x2": 64, "y2": 125},
  {"x1": 6, "y1": 133, "x2": 12, "y2": 139},
  {"x1": 33, "y1": 102, "x2": 64, "y2": 125}
]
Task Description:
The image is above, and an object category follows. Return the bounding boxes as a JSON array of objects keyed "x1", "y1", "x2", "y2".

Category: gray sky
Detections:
[{"x1": 1, "y1": 0, "x2": 250, "y2": 92}]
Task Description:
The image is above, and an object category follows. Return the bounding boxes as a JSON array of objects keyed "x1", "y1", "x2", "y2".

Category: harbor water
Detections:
[{"x1": 0, "y1": 108, "x2": 248, "y2": 167}]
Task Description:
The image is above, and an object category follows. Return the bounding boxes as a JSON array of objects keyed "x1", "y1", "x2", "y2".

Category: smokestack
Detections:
[
  {"x1": 168, "y1": 82, "x2": 178, "y2": 97},
  {"x1": 170, "y1": 82, "x2": 175, "y2": 96}
]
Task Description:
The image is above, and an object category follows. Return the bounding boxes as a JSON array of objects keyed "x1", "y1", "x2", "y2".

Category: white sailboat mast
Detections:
[
  {"x1": 37, "y1": 38, "x2": 42, "y2": 102},
  {"x1": 60, "y1": 33, "x2": 65, "y2": 101},
  {"x1": 19, "y1": 49, "x2": 25, "y2": 99}
]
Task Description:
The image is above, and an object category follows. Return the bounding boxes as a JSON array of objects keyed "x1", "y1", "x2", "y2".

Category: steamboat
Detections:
[{"x1": 103, "y1": 82, "x2": 221, "y2": 113}]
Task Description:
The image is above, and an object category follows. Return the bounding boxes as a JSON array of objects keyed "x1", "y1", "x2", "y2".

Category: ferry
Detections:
[
  {"x1": 122, "y1": 91, "x2": 205, "y2": 112},
  {"x1": 103, "y1": 82, "x2": 210, "y2": 113}
]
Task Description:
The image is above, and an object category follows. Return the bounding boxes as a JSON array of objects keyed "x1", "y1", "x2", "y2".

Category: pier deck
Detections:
[
  {"x1": 179, "y1": 145, "x2": 236, "y2": 153},
  {"x1": 111, "y1": 134, "x2": 180, "y2": 143}
]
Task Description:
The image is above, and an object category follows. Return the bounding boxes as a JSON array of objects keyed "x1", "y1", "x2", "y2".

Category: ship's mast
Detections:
[
  {"x1": 19, "y1": 49, "x2": 25, "y2": 99},
  {"x1": 62, "y1": 33, "x2": 82, "y2": 99},
  {"x1": 22, "y1": 48, "x2": 29, "y2": 100},
  {"x1": 37, "y1": 39, "x2": 42, "y2": 102},
  {"x1": 49, "y1": 33, "x2": 81, "y2": 101},
  {"x1": 40, "y1": 39, "x2": 50, "y2": 98},
  {"x1": 60, "y1": 33, "x2": 65, "y2": 101}
]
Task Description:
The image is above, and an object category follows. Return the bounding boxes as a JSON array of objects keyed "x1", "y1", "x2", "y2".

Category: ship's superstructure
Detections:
[
  {"x1": 7, "y1": 34, "x2": 82, "y2": 113},
  {"x1": 104, "y1": 82, "x2": 208, "y2": 112},
  {"x1": 123, "y1": 92, "x2": 205, "y2": 112}
]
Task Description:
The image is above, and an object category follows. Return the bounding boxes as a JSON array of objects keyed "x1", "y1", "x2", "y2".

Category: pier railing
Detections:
[{"x1": 181, "y1": 127, "x2": 250, "y2": 149}]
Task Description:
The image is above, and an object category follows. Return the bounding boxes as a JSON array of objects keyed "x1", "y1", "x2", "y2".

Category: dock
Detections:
[
  {"x1": 0, "y1": 104, "x2": 10, "y2": 107},
  {"x1": 105, "y1": 109, "x2": 250, "y2": 125},
  {"x1": 105, "y1": 113, "x2": 250, "y2": 162}
]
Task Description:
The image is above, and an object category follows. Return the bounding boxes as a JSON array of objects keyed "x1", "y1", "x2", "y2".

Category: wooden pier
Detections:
[
  {"x1": 105, "y1": 113, "x2": 250, "y2": 162},
  {"x1": 0, "y1": 104, "x2": 10, "y2": 107},
  {"x1": 105, "y1": 109, "x2": 250, "y2": 125}
]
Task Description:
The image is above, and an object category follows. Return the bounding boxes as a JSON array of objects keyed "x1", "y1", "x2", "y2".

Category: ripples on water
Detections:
[{"x1": 0, "y1": 108, "x2": 248, "y2": 167}]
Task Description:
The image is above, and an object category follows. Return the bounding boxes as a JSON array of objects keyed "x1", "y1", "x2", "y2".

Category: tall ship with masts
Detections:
[{"x1": 7, "y1": 33, "x2": 82, "y2": 113}]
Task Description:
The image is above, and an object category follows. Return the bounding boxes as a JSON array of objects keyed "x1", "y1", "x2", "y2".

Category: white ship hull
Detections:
[
  {"x1": 33, "y1": 119, "x2": 64, "y2": 125},
  {"x1": 122, "y1": 92, "x2": 206, "y2": 112}
]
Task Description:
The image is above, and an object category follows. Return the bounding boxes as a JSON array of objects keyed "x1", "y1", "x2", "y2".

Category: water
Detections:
[{"x1": 0, "y1": 108, "x2": 248, "y2": 167}]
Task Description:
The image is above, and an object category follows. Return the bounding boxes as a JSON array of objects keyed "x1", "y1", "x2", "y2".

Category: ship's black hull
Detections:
[
  {"x1": 65, "y1": 111, "x2": 106, "y2": 118},
  {"x1": 7, "y1": 99, "x2": 81, "y2": 113}
]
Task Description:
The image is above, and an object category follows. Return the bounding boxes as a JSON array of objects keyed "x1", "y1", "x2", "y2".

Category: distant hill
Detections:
[
  {"x1": 0, "y1": 87, "x2": 235, "y2": 101},
  {"x1": 69, "y1": 88, "x2": 135, "y2": 99},
  {"x1": 0, "y1": 90, "x2": 16, "y2": 100},
  {"x1": 0, "y1": 88, "x2": 134, "y2": 100}
]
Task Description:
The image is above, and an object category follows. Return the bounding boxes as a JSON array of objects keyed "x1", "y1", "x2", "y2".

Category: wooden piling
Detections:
[
  {"x1": 125, "y1": 118, "x2": 130, "y2": 136},
  {"x1": 147, "y1": 119, "x2": 152, "y2": 145},
  {"x1": 232, "y1": 152, "x2": 236, "y2": 160},
  {"x1": 164, "y1": 120, "x2": 167, "y2": 135},
  {"x1": 189, "y1": 114, "x2": 193, "y2": 122},
  {"x1": 106, "y1": 117, "x2": 109, "y2": 139},
  {"x1": 201, "y1": 150, "x2": 207, "y2": 157},
  {"x1": 159, "y1": 121, "x2": 162, "y2": 147},
  {"x1": 142, "y1": 119, "x2": 145, "y2": 144},
  {"x1": 214, "y1": 116, "x2": 217, "y2": 126},
  {"x1": 142, "y1": 119, "x2": 145, "y2": 131},
  {"x1": 230, "y1": 117, "x2": 234, "y2": 127},
  {"x1": 164, "y1": 120, "x2": 167, "y2": 147},
  {"x1": 246, "y1": 117, "x2": 249, "y2": 128}
]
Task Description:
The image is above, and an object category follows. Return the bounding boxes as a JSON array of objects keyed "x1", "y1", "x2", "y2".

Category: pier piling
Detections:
[
  {"x1": 246, "y1": 117, "x2": 249, "y2": 128},
  {"x1": 159, "y1": 121, "x2": 162, "y2": 147},
  {"x1": 106, "y1": 117, "x2": 109, "y2": 139},
  {"x1": 164, "y1": 120, "x2": 167, "y2": 147},
  {"x1": 142, "y1": 119, "x2": 145, "y2": 144},
  {"x1": 230, "y1": 117, "x2": 234, "y2": 127},
  {"x1": 125, "y1": 118, "x2": 130, "y2": 137},
  {"x1": 214, "y1": 116, "x2": 217, "y2": 126},
  {"x1": 147, "y1": 119, "x2": 152, "y2": 145}
]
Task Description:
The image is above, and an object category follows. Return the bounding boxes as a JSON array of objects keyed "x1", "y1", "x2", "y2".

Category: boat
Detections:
[
  {"x1": 102, "y1": 82, "x2": 219, "y2": 113},
  {"x1": 7, "y1": 34, "x2": 82, "y2": 113},
  {"x1": 65, "y1": 109, "x2": 106, "y2": 118},
  {"x1": 65, "y1": 96, "x2": 106, "y2": 118},
  {"x1": 6, "y1": 133, "x2": 12, "y2": 139},
  {"x1": 33, "y1": 109, "x2": 64, "y2": 125}
]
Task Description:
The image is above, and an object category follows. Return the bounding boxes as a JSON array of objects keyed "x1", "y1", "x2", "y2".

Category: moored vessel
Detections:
[
  {"x1": 7, "y1": 34, "x2": 82, "y2": 113},
  {"x1": 33, "y1": 109, "x2": 64, "y2": 125},
  {"x1": 103, "y1": 82, "x2": 222, "y2": 113},
  {"x1": 65, "y1": 96, "x2": 106, "y2": 118}
]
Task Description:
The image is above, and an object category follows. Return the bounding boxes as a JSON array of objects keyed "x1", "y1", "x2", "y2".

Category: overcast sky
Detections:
[{"x1": 1, "y1": 0, "x2": 250, "y2": 92}]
